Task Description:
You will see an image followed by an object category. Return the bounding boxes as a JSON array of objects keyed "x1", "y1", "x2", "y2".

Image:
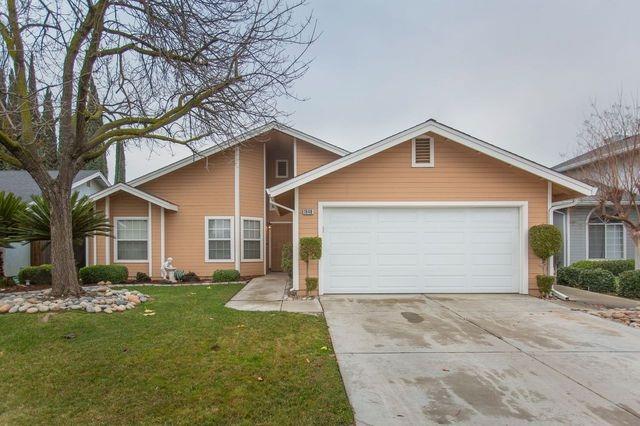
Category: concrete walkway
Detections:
[
  {"x1": 555, "y1": 284, "x2": 640, "y2": 309},
  {"x1": 225, "y1": 273, "x2": 322, "y2": 314}
]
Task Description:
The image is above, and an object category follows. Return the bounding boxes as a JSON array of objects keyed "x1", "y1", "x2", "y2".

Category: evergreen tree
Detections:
[
  {"x1": 27, "y1": 54, "x2": 40, "y2": 124},
  {"x1": 41, "y1": 88, "x2": 57, "y2": 169},
  {"x1": 114, "y1": 142, "x2": 126, "y2": 183},
  {"x1": 83, "y1": 80, "x2": 108, "y2": 176},
  {"x1": 0, "y1": 68, "x2": 8, "y2": 170}
]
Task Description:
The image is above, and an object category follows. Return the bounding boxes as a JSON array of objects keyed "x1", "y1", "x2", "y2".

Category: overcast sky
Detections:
[{"x1": 114, "y1": 0, "x2": 640, "y2": 181}]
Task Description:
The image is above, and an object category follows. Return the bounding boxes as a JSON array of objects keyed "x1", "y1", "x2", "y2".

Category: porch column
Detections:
[
  {"x1": 105, "y1": 196, "x2": 110, "y2": 264},
  {"x1": 148, "y1": 202, "x2": 153, "y2": 276},
  {"x1": 234, "y1": 146, "x2": 241, "y2": 271},
  {"x1": 160, "y1": 207, "x2": 165, "y2": 270},
  {"x1": 293, "y1": 187, "x2": 299, "y2": 290}
]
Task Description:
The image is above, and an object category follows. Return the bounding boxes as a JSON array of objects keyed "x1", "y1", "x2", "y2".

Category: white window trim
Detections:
[
  {"x1": 113, "y1": 216, "x2": 149, "y2": 263},
  {"x1": 205, "y1": 216, "x2": 235, "y2": 263},
  {"x1": 275, "y1": 159, "x2": 289, "y2": 178},
  {"x1": 241, "y1": 216, "x2": 264, "y2": 262},
  {"x1": 585, "y1": 210, "x2": 626, "y2": 260},
  {"x1": 411, "y1": 136, "x2": 435, "y2": 168}
]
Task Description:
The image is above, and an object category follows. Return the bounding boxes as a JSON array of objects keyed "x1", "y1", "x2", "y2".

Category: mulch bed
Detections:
[{"x1": 0, "y1": 284, "x2": 51, "y2": 293}]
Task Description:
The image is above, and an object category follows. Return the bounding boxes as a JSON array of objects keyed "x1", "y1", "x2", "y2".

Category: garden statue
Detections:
[{"x1": 161, "y1": 257, "x2": 177, "y2": 282}]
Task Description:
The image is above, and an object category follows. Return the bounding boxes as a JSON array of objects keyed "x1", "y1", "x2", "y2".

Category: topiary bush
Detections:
[
  {"x1": 580, "y1": 268, "x2": 616, "y2": 294},
  {"x1": 571, "y1": 259, "x2": 634, "y2": 276},
  {"x1": 529, "y1": 224, "x2": 563, "y2": 264},
  {"x1": 281, "y1": 243, "x2": 293, "y2": 278},
  {"x1": 617, "y1": 270, "x2": 640, "y2": 298},
  {"x1": 556, "y1": 266, "x2": 583, "y2": 288},
  {"x1": 18, "y1": 264, "x2": 53, "y2": 285},
  {"x1": 182, "y1": 271, "x2": 200, "y2": 282},
  {"x1": 212, "y1": 269, "x2": 240, "y2": 283},
  {"x1": 79, "y1": 264, "x2": 128, "y2": 284},
  {"x1": 305, "y1": 277, "x2": 318, "y2": 293},
  {"x1": 300, "y1": 237, "x2": 322, "y2": 291},
  {"x1": 536, "y1": 275, "x2": 554, "y2": 297},
  {"x1": 135, "y1": 272, "x2": 151, "y2": 283}
]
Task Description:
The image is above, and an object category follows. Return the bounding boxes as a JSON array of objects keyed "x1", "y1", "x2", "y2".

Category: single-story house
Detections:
[
  {"x1": 0, "y1": 170, "x2": 110, "y2": 276},
  {"x1": 552, "y1": 147, "x2": 638, "y2": 268},
  {"x1": 88, "y1": 119, "x2": 595, "y2": 295}
]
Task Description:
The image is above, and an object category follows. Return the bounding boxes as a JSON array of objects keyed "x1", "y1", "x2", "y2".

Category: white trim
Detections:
[
  {"x1": 93, "y1": 235, "x2": 97, "y2": 265},
  {"x1": 268, "y1": 226, "x2": 272, "y2": 270},
  {"x1": 234, "y1": 147, "x2": 241, "y2": 270},
  {"x1": 585, "y1": 207, "x2": 626, "y2": 260},
  {"x1": 270, "y1": 221, "x2": 293, "y2": 224},
  {"x1": 90, "y1": 183, "x2": 178, "y2": 211},
  {"x1": 241, "y1": 217, "x2": 264, "y2": 262},
  {"x1": 292, "y1": 188, "x2": 300, "y2": 290},
  {"x1": 113, "y1": 216, "x2": 150, "y2": 263},
  {"x1": 148, "y1": 203, "x2": 153, "y2": 276},
  {"x1": 85, "y1": 236, "x2": 89, "y2": 267},
  {"x1": 263, "y1": 142, "x2": 267, "y2": 275},
  {"x1": 275, "y1": 159, "x2": 289, "y2": 178},
  {"x1": 267, "y1": 119, "x2": 596, "y2": 197},
  {"x1": 411, "y1": 136, "x2": 435, "y2": 168},
  {"x1": 160, "y1": 207, "x2": 165, "y2": 268},
  {"x1": 293, "y1": 137, "x2": 298, "y2": 176},
  {"x1": 128, "y1": 122, "x2": 348, "y2": 188},
  {"x1": 72, "y1": 171, "x2": 110, "y2": 189},
  {"x1": 105, "y1": 196, "x2": 110, "y2": 264},
  {"x1": 567, "y1": 208, "x2": 571, "y2": 265},
  {"x1": 316, "y1": 201, "x2": 529, "y2": 296},
  {"x1": 204, "y1": 216, "x2": 235, "y2": 263}
]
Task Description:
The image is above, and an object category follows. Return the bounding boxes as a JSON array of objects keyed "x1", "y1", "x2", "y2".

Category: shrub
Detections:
[
  {"x1": 580, "y1": 268, "x2": 616, "y2": 294},
  {"x1": 529, "y1": 224, "x2": 562, "y2": 262},
  {"x1": 18, "y1": 264, "x2": 53, "y2": 285},
  {"x1": 281, "y1": 243, "x2": 293, "y2": 277},
  {"x1": 536, "y1": 275, "x2": 554, "y2": 297},
  {"x1": 135, "y1": 272, "x2": 151, "y2": 283},
  {"x1": 79, "y1": 264, "x2": 128, "y2": 284},
  {"x1": 305, "y1": 277, "x2": 318, "y2": 293},
  {"x1": 212, "y1": 269, "x2": 240, "y2": 283},
  {"x1": 175, "y1": 269, "x2": 185, "y2": 282},
  {"x1": 556, "y1": 266, "x2": 583, "y2": 288},
  {"x1": 182, "y1": 271, "x2": 200, "y2": 283},
  {"x1": 0, "y1": 276, "x2": 16, "y2": 287},
  {"x1": 571, "y1": 259, "x2": 634, "y2": 276},
  {"x1": 617, "y1": 270, "x2": 640, "y2": 299}
]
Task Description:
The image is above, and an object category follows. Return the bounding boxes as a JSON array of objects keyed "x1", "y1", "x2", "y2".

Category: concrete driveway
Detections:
[{"x1": 322, "y1": 294, "x2": 640, "y2": 425}]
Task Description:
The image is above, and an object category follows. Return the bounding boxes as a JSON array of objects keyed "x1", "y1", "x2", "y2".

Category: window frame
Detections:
[
  {"x1": 586, "y1": 211, "x2": 626, "y2": 260},
  {"x1": 411, "y1": 136, "x2": 435, "y2": 168},
  {"x1": 241, "y1": 216, "x2": 264, "y2": 262},
  {"x1": 204, "y1": 216, "x2": 235, "y2": 263},
  {"x1": 113, "y1": 216, "x2": 149, "y2": 263},
  {"x1": 275, "y1": 159, "x2": 289, "y2": 178}
]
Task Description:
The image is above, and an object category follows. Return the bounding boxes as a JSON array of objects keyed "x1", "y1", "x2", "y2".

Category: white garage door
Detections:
[{"x1": 322, "y1": 206, "x2": 521, "y2": 294}]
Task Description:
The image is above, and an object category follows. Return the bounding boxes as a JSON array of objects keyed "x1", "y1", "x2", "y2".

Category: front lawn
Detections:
[{"x1": 0, "y1": 285, "x2": 353, "y2": 425}]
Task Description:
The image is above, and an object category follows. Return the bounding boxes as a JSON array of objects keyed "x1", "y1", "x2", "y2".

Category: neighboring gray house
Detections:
[
  {"x1": 0, "y1": 170, "x2": 110, "y2": 277},
  {"x1": 553, "y1": 155, "x2": 635, "y2": 268}
]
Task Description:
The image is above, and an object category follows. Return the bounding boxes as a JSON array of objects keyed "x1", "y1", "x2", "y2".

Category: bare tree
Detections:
[
  {"x1": 577, "y1": 97, "x2": 640, "y2": 269},
  {"x1": 0, "y1": 0, "x2": 315, "y2": 296}
]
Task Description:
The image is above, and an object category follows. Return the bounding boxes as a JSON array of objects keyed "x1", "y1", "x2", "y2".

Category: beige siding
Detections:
[
  {"x1": 296, "y1": 140, "x2": 341, "y2": 175},
  {"x1": 239, "y1": 142, "x2": 266, "y2": 276},
  {"x1": 297, "y1": 132, "x2": 549, "y2": 295}
]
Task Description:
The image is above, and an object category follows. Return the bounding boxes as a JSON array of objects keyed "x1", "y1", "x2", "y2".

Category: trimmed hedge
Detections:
[
  {"x1": 570, "y1": 259, "x2": 634, "y2": 276},
  {"x1": 556, "y1": 266, "x2": 583, "y2": 288},
  {"x1": 18, "y1": 264, "x2": 52, "y2": 285},
  {"x1": 305, "y1": 277, "x2": 318, "y2": 293},
  {"x1": 135, "y1": 272, "x2": 151, "y2": 283},
  {"x1": 580, "y1": 268, "x2": 616, "y2": 294},
  {"x1": 617, "y1": 270, "x2": 640, "y2": 299},
  {"x1": 212, "y1": 269, "x2": 240, "y2": 283},
  {"x1": 529, "y1": 224, "x2": 562, "y2": 260},
  {"x1": 79, "y1": 264, "x2": 128, "y2": 284}
]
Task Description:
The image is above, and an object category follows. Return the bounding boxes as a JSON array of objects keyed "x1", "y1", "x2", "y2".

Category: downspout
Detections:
[{"x1": 548, "y1": 198, "x2": 580, "y2": 300}]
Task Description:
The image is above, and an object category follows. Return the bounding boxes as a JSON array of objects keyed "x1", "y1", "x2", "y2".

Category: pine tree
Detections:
[
  {"x1": 83, "y1": 80, "x2": 108, "y2": 176},
  {"x1": 41, "y1": 88, "x2": 57, "y2": 169},
  {"x1": 114, "y1": 142, "x2": 126, "y2": 183}
]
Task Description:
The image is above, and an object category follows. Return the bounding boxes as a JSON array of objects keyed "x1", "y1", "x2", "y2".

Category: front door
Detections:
[{"x1": 270, "y1": 223, "x2": 292, "y2": 272}]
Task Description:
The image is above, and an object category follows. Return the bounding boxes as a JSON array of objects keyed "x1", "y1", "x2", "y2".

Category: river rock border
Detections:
[{"x1": 0, "y1": 286, "x2": 150, "y2": 314}]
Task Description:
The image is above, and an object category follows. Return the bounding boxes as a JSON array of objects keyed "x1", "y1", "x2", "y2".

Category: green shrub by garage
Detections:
[
  {"x1": 617, "y1": 270, "x2": 640, "y2": 299},
  {"x1": 579, "y1": 268, "x2": 616, "y2": 294},
  {"x1": 556, "y1": 266, "x2": 583, "y2": 288},
  {"x1": 18, "y1": 264, "x2": 53, "y2": 285},
  {"x1": 212, "y1": 269, "x2": 240, "y2": 283},
  {"x1": 570, "y1": 259, "x2": 634, "y2": 276},
  {"x1": 79, "y1": 264, "x2": 128, "y2": 284}
]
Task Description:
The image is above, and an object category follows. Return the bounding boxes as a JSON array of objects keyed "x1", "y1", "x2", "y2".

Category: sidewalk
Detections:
[{"x1": 225, "y1": 273, "x2": 322, "y2": 314}]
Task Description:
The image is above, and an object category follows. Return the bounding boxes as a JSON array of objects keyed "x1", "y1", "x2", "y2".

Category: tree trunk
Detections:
[
  {"x1": 0, "y1": 247, "x2": 5, "y2": 277},
  {"x1": 635, "y1": 238, "x2": 640, "y2": 270},
  {"x1": 48, "y1": 190, "x2": 82, "y2": 297}
]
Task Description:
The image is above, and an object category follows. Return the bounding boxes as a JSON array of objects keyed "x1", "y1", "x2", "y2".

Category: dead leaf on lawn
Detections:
[
  {"x1": 143, "y1": 312, "x2": 156, "y2": 316},
  {"x1": 320, "y1": 346, "x2": 328, "y2": 351},
  {"x1": 123, "y1": 347, "x2": 129, "y2": 352},
  {"x1": 236, "y1": 324, "x2": 245, "y2": 328},
  {"x1": 256, "y1": 376, "x2": 264, "y2": 382},
  {"x1": 207, "y1": 286, "x2": 211, "y2": 289},
  {"x1": 40, "y1": 313, "x2": 54, "y2": 323},
  {"x1": 305, "y1": 358, "x2": 310, "y2": 363},
  {"x1": 144, "y1": 309, "x2": 155, "y2": 313}
]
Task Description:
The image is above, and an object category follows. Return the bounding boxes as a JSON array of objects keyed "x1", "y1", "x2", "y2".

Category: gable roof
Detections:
[
  {"x1": 0, "y1": 170, "x2": 110, "y2": 201},
  {"x1": 128, "y1": 122, "x2": 349, "y2": 188},
  {"x1": 267, "y1": 119, "x2": 597, "y2": 197},
  {"x1": 89, "y1": 183, "x2": 179, "y2": 211},
  {"x1": 553, "y1": 134, "x2": 639, "y2": 172}
]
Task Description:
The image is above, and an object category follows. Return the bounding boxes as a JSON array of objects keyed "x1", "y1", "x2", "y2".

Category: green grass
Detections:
[{"x1": 0, "y1": 285, "x2": 353, "y2": 425}]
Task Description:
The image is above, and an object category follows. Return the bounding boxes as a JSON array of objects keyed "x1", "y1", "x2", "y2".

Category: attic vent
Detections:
[{"x1": 412, "y1": 136, "x2": 434, "y2": 167}]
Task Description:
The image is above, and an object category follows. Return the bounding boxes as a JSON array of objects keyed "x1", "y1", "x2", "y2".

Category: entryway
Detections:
[{"x1": 268, "y1": 222, "x2": 291, "y2": 272}]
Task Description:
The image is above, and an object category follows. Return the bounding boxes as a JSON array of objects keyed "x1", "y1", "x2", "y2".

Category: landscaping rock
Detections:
[
  {"x1": 0, "y1": 304, "x2": 11, "y2": 314},
  {"x1": 126, "y1": 294, "x2": 140, "y2": 304},
  {"x1": 26, "y1": 307, "x2": 38, "y2": 313},
  {"x1": 591, "y1": 308, "x2": 640, "y2": 327}
]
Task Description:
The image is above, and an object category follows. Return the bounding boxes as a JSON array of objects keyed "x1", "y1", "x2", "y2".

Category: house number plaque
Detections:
[{"x1": 302, "y1": 208, "x2": 314, "y2": 216}]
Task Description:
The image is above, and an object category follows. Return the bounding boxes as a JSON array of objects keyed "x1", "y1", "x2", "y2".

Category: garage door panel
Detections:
[{"x1": 322, "y1": 206, "x2": 521, "y2": 294}]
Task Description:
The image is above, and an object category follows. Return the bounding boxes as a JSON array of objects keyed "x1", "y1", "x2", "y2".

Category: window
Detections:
[
  {"x1": 275, "y1": 160, "x2": 289, "y2": 178},
  {"x1": 115, "y1": 218, "x2": 148, "y2": 262},
  {"x1": 588, "y1": 212, "x2": 624, "y2": 259},
  {"x1": 242, "y1": 217, "x2": 263, "y2": 261},
  {"x1": 412, "y1": 136, "x2": 434, "y2": 167},
  {"x1": 206, "y1": 217, "x2": 234, "y2": 261}
]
